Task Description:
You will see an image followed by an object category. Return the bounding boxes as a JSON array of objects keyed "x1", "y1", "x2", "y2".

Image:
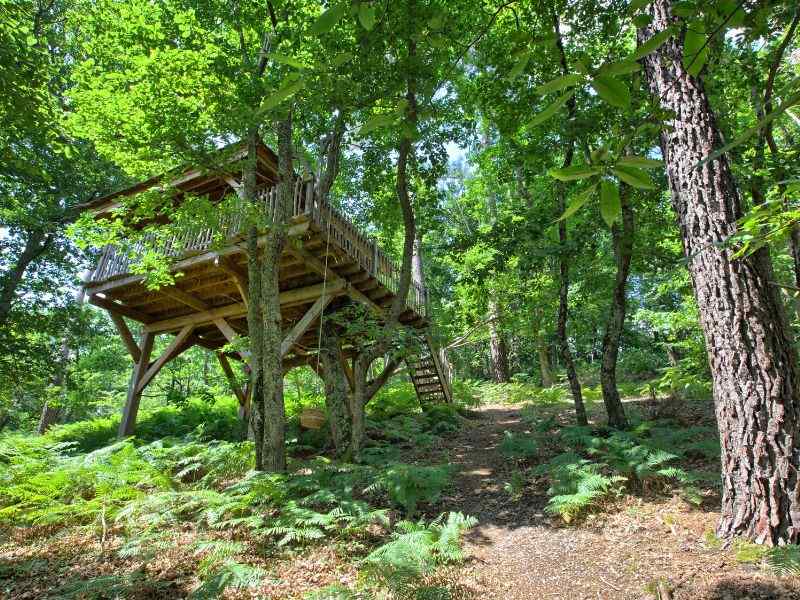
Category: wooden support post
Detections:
[
  {"x1": 109, "y1": 313, "x2": 141, "y2": 363},
  {"x1": 135, "y1": 324, "x2": 195, "y2": 394},
  {"x1": 280, "y1": 293, "x2": 334, "y2": 357},
  {"x1": 216, "y1": 353, "x2": 246, "y2": 406},
  {"x1": 119, "y1": 331, "x2": 155, "y2": 437}
]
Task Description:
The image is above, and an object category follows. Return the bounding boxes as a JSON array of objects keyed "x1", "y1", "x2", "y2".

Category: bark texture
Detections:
[
  {"x1": 640, "y1": 0, "x2": 800, "y2": 544},
  {"x1": 600, "y1": 186, "x2": 632, "y2": 430},
  {"x1": 318, "y1": 321, "x2": 353, "y2": 456},
  {"x1": 246, "y1": 117, "x2": 292, "y2": 473}
]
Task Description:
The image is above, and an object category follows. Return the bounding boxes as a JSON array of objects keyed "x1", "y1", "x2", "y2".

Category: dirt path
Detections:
[{"x1": 427, "y1": 404, "x2": 800, "y2": 600}]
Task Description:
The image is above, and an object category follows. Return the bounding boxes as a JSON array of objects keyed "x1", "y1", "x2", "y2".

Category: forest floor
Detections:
[
  {"x1": 413, "y1": 401, "x2": 800, "y2": 600},
  {"x1": 3, "y1": 398, "x2": 800, "y2": 599}
]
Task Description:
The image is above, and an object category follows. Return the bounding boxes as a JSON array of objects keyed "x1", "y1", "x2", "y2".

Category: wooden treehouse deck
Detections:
[{"x1": 83, "y1": 142, "x2": 451, "y2": 436}]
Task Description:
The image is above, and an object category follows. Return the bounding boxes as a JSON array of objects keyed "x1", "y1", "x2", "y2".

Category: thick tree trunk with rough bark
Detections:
[
  {"x1": 600, "y1": 186, "x2": 632, "y2": 429},
  {"x1": 318, "y1": 320, "x2": 353, "y2": 456},
  {"x1": 245, "y1": 117, "x2": 291, "y2": 473},
  {"x1": 640, "y1": 0, "x2": 800, "y2": 544}
]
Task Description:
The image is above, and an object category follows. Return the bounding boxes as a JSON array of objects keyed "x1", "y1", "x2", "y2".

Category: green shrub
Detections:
[
  {"x1": 46, "y1": 397, "x2": 242, "y2": 452},
  {"x1": 503, "y1": 471, "x2": 527, "y2": 501},
  {"x1": 367, "y1": 463, "x2": 452, "y2": 517},
  {"x1": 0, "y1": 438, "x2": 171, "y2": 527},
  {"x1": 529, "y1": 385, "x2": 568, "y2": 405},
  {"x1": 450, "y1": 379, "x2": 481, "y2": 407},
  {"x1": 370, "y1": 380, "x2": 421, "y2": 419},
  {"x1": 368, "y1": 414, "x2": 436, "y2": 448},
  {"x1": 422, "y1": 404, "x2": 462, "y2": 435}
]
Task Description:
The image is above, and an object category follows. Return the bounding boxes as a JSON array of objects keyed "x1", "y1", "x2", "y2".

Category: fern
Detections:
[
  {"x1": 365, "y1": 463, "x2": 452, "y2": 517},
  {"x1": 534, "y1": 453, "x2": 625, "y2": 522},
  {"x1": 362, "y1": 512, "x2": 477, "y2": 596},
  {"x1": 766, "y1": 545, "x2": 800, "y2": 575}
]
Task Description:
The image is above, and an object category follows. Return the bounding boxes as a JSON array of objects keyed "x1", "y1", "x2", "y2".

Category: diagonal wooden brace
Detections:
[
  {"x1": 135, "y1": 324, "x2": 195, "y2": 394},
  {"x1": 280, "y1": 293, "x2": 334, "y2": 358}
]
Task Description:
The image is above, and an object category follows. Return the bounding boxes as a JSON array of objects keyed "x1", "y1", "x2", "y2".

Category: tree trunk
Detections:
[
  {"x1": 38, "y1": 271, "x2": 89, "y2": 434},
  {"x1": 246, "y1": 117, "x2": 291, "y2": 473},
  {"x1": 0, "y1": 229, "x2": 51, "y2": 327},
  {"x1": 412, "y1": 232, "x2": 425, "y2": 291},
  {"x1": 318, "y1": 320, "x2": 353, "y2": 456},
  {"x1": 349, "y1": 16, "x2": 419, "y2": 459},
  {"x1": 553, "y1": 9, "x2": 587, "y2": 427},
  {"x1": 488, "y1": 299, "x2": 510, "y2": 383},
  {"x1": 600, "y1": 186, "x2": 632, "y2": 429},
  {"x1": 639, "y1": 0, "x2": 800, "y2": 545},
  {"x1": 38, "y1": 338, "x2": 69, "y2": 434},
  {"x1": 536, "y1": 328, "x2": 555, "y2": 388}
]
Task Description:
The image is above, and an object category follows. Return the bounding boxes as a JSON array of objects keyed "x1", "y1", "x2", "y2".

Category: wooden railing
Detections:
[{"x1": 88, "y1": 178, "x2": 430, "y2": 318}]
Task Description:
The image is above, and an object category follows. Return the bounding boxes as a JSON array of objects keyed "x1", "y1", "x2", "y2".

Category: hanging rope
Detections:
[{"x1": 315, "y1": 194, "x2": 333, "y2": 373}]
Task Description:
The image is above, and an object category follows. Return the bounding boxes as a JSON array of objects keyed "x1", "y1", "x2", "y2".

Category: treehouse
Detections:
[{"x1": 82, "y1": 141, "x2": 452, "y2": 437}]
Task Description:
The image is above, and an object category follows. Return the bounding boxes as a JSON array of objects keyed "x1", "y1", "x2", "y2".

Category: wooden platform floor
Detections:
[{"x1": 85, "y1": 214, "x2": 427, "y2": 368}]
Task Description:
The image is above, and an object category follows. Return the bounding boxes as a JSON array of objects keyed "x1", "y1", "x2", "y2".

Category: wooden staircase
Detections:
[{"x1": 407, "y1": 334, "x2": 452, "y2": 405}]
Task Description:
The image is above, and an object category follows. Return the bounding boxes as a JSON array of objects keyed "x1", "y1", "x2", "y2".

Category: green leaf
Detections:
[
  {"x1": 598, "y1": 61, "x2": 641, "y2": 76},
  {"x1": 613, "y1": 166, "x2": 656, "y2": 189},
  {"x1": 329, "y1": 52, "x2": 352, "y2": 67},
  {"x1": 672, "y1": 1, "x2": 697, "y2": 17},
  {"x1": 616, "y1": 155, "x2": 663, "y2": 169},
  {"x1": 628, "y1": 0, "x2": 652, "y2": 12},
  {"x1": 591, "y1": 75, "x2": 631, "y2": 109},
  {"x1": 260, "y1": 80, "x2": 305, "y2": 112},
  {"x1": 270, "y1": 53, "x2": 308, "y2": 69},
  {"x1": 560, "y1": 184, "x2": 598, "y2": 220},
  {"x1": 507, "y1": 51, "x2": 531, "y2": 81},
  {"x1": 632, "y1": 27, "x2": 675, "y2": 59},
  {"x1": 632, "y1": 14, "x2": 652, "y2": 27},
  {"x1": 358, "y1": 4, "x2": 376, "y2": 30},
  {"x1": 549, "y1": 165, "x2": 602, "y2": 182},
  {"x1": 358, "y1": 113, "x2": 396, "y2": 136},
  {"x1": 535, "y1": 73, "x2": 584, "y2": 95},
  {"x1": 530, "y1": 90, "x2": 576, "y2": 126},
  {"x1": 683, "y1": 20, "x2": 708, "y2": 76},
  {"x1": 311, "y1": 5, "x2": 346, "y2": 35},
  {"x1": 600, "y1": 180, "x2": 622, "y2": 226}
]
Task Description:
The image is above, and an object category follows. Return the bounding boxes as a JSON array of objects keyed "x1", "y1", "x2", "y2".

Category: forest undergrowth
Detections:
[{"x1": 2, "y1": 381, "x2": 800, "y2": 599}]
